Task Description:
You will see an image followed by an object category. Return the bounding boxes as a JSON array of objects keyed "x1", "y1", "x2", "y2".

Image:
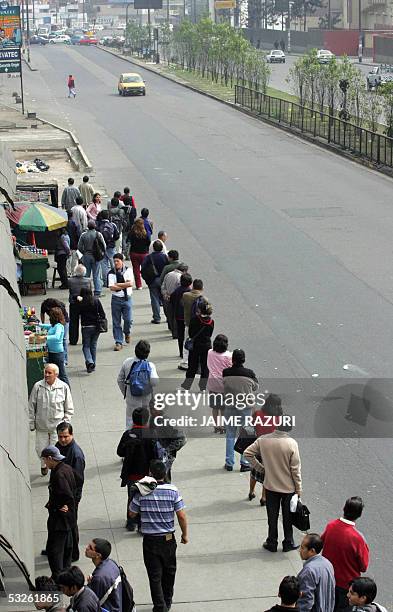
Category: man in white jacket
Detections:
[{"x1": 29, "y1": 363, "x2": 74, "y2": 476}]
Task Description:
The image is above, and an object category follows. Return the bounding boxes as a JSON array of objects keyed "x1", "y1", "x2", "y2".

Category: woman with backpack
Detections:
[
  {"x1": 117, "y1": 340, "x2": 159, "y2": 428},
  {"x1": 76, "y1": 287, "x2": 106, "y2": 373},
  {"x1": 181, "y1": 299, "x2": 214, "y2": 392},
  {"x1": 128, "y1": 218, "x2": 151, "y2": 290}
]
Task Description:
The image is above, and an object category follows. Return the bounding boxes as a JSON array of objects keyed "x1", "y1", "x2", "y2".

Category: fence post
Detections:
[
  {"x1": 290, "y1": 102, "x2": 293, "y2": 127},
  {"x1": 377, "y1": 134, "x2": 381, "y2": 165},
  {"x1": 328, "y1": 116, "x2": 331, "y2": 143},
  {"x1": 268, "y1": 96, "x2": 271, "y2": 118},
  {"x1": 235, "y1": 85, "x2": 237, "y2": 105},
  {"x1": 314, "y1": 111, "x2": 317, "y2": 137},
  {"x1": 279, "y1": 98, "x2": 282, "y2": 123},
  {"x1": 301, "y1": 106, "x2": 304, "y2": 133}
]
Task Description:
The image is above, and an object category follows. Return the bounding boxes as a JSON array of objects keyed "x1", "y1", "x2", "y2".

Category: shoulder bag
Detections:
[{"x1": 96, "y1": 301, "x2": 108, "y2": 333}]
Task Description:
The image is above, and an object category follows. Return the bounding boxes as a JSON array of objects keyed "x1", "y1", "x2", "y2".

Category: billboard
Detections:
[
  {"x1": 0, "y1": 45, "x2": 20, "y2": 72},
  {"x1": 0, "y1": 5, "x2": 21, "y2": 48},
  {"x1": 134, "y1": 0, "x2": 163, "y2": 8}
]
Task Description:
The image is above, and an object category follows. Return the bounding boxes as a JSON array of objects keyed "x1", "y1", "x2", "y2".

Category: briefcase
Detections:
[{"x1": 291, "y1": 499, "x2": 311, "y2": 532}]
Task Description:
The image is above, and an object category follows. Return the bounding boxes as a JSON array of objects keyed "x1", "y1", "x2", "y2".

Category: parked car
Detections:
[
  {"x1": 317, "y1": 49, "x2": 335, "y2": 64},
  {"x1": 79, "y1": 36, "x2": 98, "y2": 45},
  {"x1": 266, "y1": 49, "x2": 286, "y2": 63},
  {"x1": 49, "y1": 34, "x2": 71, "y2": 44},
  {"x1": 30, "y1": 35, "x2": 48, "y2": 45},
  {"x1": 118, "y1": 72, "x2": 146, "y2": 96},
  {"x1": 101, "y1": 36, "x2": 113, "y2": 46},
  {"x1": 367, "y1": 64, "x2": 393, "y2": 90}
]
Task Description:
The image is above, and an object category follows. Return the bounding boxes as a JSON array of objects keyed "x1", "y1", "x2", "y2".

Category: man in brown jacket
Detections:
[{"x1": 244, "y1": 421, "x2": 302, "y2": 553}]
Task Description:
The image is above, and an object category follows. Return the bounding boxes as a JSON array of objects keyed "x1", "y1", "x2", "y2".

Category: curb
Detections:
[
  {"x1": 35, "y1": 115, "x2": 93, "y2": 172},
  {"x1": 97, "y1": 46, "x2": 391, "y2": 178},
  {"x1": 22, "y1": 58, "x2": 38, "y2": 72}
]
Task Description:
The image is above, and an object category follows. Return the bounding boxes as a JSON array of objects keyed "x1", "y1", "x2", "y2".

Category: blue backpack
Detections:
[
  {"x1": 125, "y1": 360, "x2": 152, "y2": 397},
  {"x1": 154, "y1": 439, "x2": 171, "y2": 472}
]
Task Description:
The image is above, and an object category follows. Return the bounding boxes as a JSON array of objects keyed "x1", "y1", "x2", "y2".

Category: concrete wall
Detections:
[
  {"x1": 0, "y1": 144, "x2": 34, "y2": 586},
  {"x1": 244, "y1": 27, "x2": 360, "y2": 55},
  {"x1": 374, "y1": 35, "x2": 393, "y2": 63}
]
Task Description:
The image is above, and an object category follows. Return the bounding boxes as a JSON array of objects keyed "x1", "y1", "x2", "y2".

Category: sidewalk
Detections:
[{"x1": 26, "y1": 278, "x2": 302, "y2": 611}]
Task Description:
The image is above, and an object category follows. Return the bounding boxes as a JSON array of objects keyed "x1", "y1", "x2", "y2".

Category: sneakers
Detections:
[
  {"x1": 178, "y1": 362, "x2": 188, "y2": 371},
  {"x1": 125, "y1": 334, "x2": 131, "y2": 344},
  {"x1": 114, "y1": 343, "x2": 122, "y2": 351}
]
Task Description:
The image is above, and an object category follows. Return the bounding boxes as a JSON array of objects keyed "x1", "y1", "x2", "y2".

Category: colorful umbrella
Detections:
[{"x1": 6, "y1": 202, "x2": 68, "y2": 231}]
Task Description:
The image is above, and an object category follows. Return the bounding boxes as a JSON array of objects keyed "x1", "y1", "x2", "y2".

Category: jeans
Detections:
[
  {"x1": 225, "y1": 407, "x2": 251, "y2": 468},
  {"x1": 48, "y1": 351, "x2": 70, "y2": 388},
  {"x1": 101, "y1": 246, "x2": 116, "y2": 287},
  {"x1": 149, "y1": 278, "x2": 162, "y2": 322},
  {"x1": 82, "y1": 253, "x2": 102, "y2": 296},
  {"x1": 130, "y1": 251, "x2": 147, "y2": 289},
  {"x1": 265, "y1": 489, "x2": 294, "y2": 548},
  {"x1": 63, "y1": 321, "x2": 69, "y2": 364},
  {"x1": 111, "y1": 296, "x2": 132, "y2": 345},
  {"x1": 143, "y1": 535, "x2": 177, "y2": 612},
  {"x1": 81, "y1": 326, "x2": 99, "y2": 365},
  {"x1": 68, "y1": 302, "x2": 79, "y2": 345}
]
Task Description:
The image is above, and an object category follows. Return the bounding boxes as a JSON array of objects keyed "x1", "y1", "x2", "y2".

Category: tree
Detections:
[
  {"x1": 364, "y1": 92, "x2": 382, "y2": 134},
  {"x1": 380, "y1": 82, "x2": 393, "y2": 137},
  {"x1": 318, "y1": 12, "x2": 341, "y2": 28},
  {"x1": 292, "y1": 0, "x2": 323, "y2": 31}
]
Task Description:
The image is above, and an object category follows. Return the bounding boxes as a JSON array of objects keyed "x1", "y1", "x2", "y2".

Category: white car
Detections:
[
  {"x1": 49, "y1": 34, "x2": 71, "y2": 44},
  {"x1": 94, "y1": 24, "x2": 104, "y2": 31},
  {"x1": 116, "y1": 23, "x2": 126, "y2": 30},
  {"x1": 266, "y1": 49, "x2": 286, "y2": 63},
  {"x1": 317, "y1": 49, "x2": 335, "y2": 64}
]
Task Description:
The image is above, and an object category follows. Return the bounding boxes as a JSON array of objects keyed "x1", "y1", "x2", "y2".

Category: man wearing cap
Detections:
[
  {"x1": 29, "y1": 364, "x2": 74, "y2": 476},
  {"x1": 41, "y1": 445, "x2": 78, "y2": 580}
]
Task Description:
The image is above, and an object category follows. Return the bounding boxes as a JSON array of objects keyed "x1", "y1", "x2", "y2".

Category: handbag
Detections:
[
  {"x1": 96, "y1": 301, "x2": 108, "y2": 333},
  {"x1": 234, "y1": 425, "x2": 257, "y2": 454},
  {"x1": 291, "y1": 498, "x2": 311, "y2": 532},
  {"x1": 141, "y1": 254, "x2": 158, "y2": 285},
  {"x1": 184, "y1": 325, "x2": 205, "y2": 351}
]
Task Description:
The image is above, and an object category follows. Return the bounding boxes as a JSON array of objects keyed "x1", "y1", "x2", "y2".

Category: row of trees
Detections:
[
  {"x1": 247, "y1": 0, "x2": 337, "y2": 32},
  {"x1": 287, "y1": 50, "x2": 393, "y2": 134}
]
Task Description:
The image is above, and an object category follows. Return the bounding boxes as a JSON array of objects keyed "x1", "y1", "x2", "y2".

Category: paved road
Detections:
[{"x1": 21, "y1": 44, "x2": 393, "y2": 606}]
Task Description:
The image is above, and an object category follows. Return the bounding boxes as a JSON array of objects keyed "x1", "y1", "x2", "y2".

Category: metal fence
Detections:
[{"x1": 234, "y1": 84, "x2": 393, "y2": 169}]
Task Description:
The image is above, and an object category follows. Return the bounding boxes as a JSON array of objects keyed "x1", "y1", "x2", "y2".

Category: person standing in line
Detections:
[
  {"x1": 86, "y1": 193, "x2": 102, "y2": 222},
  {"x1": 96, "y1": 210, "x2": 120, "y2": 288},
  {"x1": 41, "y1": 445, "x2": 77, "y2": 580},
  {"x1": 77, "y1": 287, "x2": 106, "y2": 373},
  {"x1": 117, "y1": 407, "x2": 157, "y2": 531},
  {"x1": 321, "y1": 497, "x2": 369, "y2": 612},
  {"x1": 57, "y1": 566, "x2": 101, "y2": 612},
  {"x1": 140, "y1": 207, "x2": 153, "y2": 238},
  {"x1": 56, "y1": 422, "x2": 85, "y2": 563},
  {"x1": 141, "y1": 240, "x2": 168, "y2": 324},
  {"x1": 180, "y1": 278, "x2": 204, "y2": 371},
  {"x1": 71, "y1": 197, "x2": 88, "y2": 233},
  {"x1": 66, "y1": 210, "x2": 81, "y2": 277},
  {"x1": 128, "y1": 460, "x2": 188, "y2": 612},
  {"x1": 206, "y1": 334, "x2": 232, "y2": 433},
  {"x1": 347, "y1": 577, "x2": 388, "y2": 612},
  {"x1": 68, "y1": 264, "x2": 92, "y2": 345},
  {"x1": 117, "y1": 340, "x2": 159, "y2": 428},
  {"x1": 170, "y1": 272, "x2": 192, "y2": 358},
  {"x1": 54, "y1": 228, "x2": 70, "y2": 290},
  {"x1": 29, "y1": 364, "x2": 74, "y2": 476},
  {"x1": 159, "y1": 250, "x2": 182, "y2": 285},
  {"x1": 128, "y1": 218, "x2": 150, "y2": 290},
  {"x1": 119, "y1": 186, "x2": 136, "y2": 206},
  {"x1": 161, "y1": 264, "x2": 189, "y2": 337},
  {"x1": 181, "y1": 299, "x2": 214, "y2": 392},
  {"x1": 61, "y1": 178, "x2": 81, "y2": 211},
  {"x1": 67, "y1": 75, "x2": 76, "y2": 98},
  {"x1": 85, "y1": 539, "x2": 122, "y2": 612},
  {"x1": 107, "y1": 191, "x2": 125, "y2": 251},
  {"x1": 264, "y1": 576, "x2": 301, "y2": 611},
  {"x1": 108, "y1": 253, "x2": 134, "y2": 351},
  {"x1": 41, "y1": 298, "x2": 69, "y2": 366},
  {"x1": 40, "y1": 307, "x2": 70, "y2": 387},
  {"x1": 149, "y1": 230, "x2": 168, "y2": 255},
  {"x1": 244, "y1": 419, "x2": 301, "y2": 552},
  {"x1": 78, "y1": 176, "x2": 95, "y2": 207},
  {"x1": 121, "y1": 195, "x2": 137, "y2": 256},
  {"x1": 297, "y1": 534, "x2": 335, "y2": 612},
  {"x1": 77, "y1": 220, "x2": 106, "y2": 297}
]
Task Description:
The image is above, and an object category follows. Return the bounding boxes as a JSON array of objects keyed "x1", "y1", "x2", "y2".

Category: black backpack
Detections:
[
  {"x1": 119, "y1": 565, "x2": 135, "y2": 612},
  {"x1": 92, "y1": 234, "x2": 105, "y2": 261}
]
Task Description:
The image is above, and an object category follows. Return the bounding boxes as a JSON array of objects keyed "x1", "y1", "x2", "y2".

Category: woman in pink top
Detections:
[
  {"x1": 207, "y1": 334, "x2": 232, "y2": 433},
  {"x1": 86, "y1": 193, "x2": 102, "y2": 221}
]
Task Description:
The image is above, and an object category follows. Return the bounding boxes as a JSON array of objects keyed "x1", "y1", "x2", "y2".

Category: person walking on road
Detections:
[
  {"x1": 68, "y1": 264, "x2": 92, "y2": 345},
  {"x1": 128, "y1": 459, "x2": 188, "y2": 612},
  {"x1": 40, "y1": 307, "x2": 70, "y2": 387},
  {"x1": 244, "y1": 419, "x2": 301, "y2": 552},
  {"x1": 128, "y1": 218, "x2": 151, "y2": 289},
  {"x1": 77, "y1": 220, "x2": 106, "y2": 297},
  {"x1": 29, "y1": 363, "x2": 74, "y2": 476},
  {"x1": 321, "y1": 496, "x2": 369, "y2": 612},
  {"x1": 78, "y1": 176, "x2": 95, "y2": 207},
  {"x1": 117, "y1": 340, "x2": 159, "y2": 427},
  {"x1": 61, "y1": 178, "x2": 81, "y2": 211},
  {"x1": 297, "y1": 534, "x2": 335, "y2": 612},
  {"x1": 54, "y1": 228, "x2": 70, "y2": 290},
  {"x1": 181, "y1": 299, "x2": 214, "y2": 392},
  {"x1": 67, "y1": 75, "x2": 76, "y2": 98},
  {"x1": 141, "y1": 240, "x2": 168, "y2": 324},
  {"x1": 85, "y1": 539, "x2": 122, "y2": 612},
  {"x1": 206, "y1": 334, "x2": 232, "y2": 433},
  {"x1": 108, "y1": 253, "x2": 134, "y2": 351},
  {"x1": 264, "y1": 575, "x2": 301, "y2": 611},
  {"x1": 71, "y1": 197, "x2": 88, "y2": 233},
  {"x1": 41, "y1": 445, "x2": 77, "y2": 580},
  {"x1": 77, "y1": 287, "x2": 106, "y2": 372}
]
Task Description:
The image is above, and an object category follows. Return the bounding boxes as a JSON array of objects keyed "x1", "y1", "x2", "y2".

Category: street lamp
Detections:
[
  {"x1": 287, "y1": 0, "x2": 294, "y2": 54},
  {"x1": 358, "y1": 0, "x2": 362, "y2": 62}
]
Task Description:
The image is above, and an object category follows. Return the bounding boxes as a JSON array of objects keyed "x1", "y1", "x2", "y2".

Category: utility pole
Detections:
[
  {"x1": 328, "y1": 0, "x2": 331, "y2": 29},
  {"x1": 167, "y1": 0, "x2": 170, "y2": 24},
  {"x1": 358, "y1": 0, "x2": 362, "y2": 62},
  {"x1": 147, "y1": 8, "x2": 151, "y2": 51},
  {"x1": 287, "y1": 0, "x2": 293, "y2": 53}
]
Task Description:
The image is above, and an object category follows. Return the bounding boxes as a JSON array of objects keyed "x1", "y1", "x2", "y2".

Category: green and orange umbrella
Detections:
[{"x1": 6, "y1": 202, "x2": 68, "y2": 232}]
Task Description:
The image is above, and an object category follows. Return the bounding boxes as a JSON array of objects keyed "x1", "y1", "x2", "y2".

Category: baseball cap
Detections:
[{"x1": 41, "y1": 445, "x2": 65, "y2": 461}]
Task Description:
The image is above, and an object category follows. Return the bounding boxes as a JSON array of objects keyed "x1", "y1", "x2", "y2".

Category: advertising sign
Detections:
[
  {"x1": 0, "y1": 5, "x2": 21, "y2": 48},
  {"x1": 134, "y1": 0, "x2": 163, "y2": 9},
  {"x1": 0, "y1": 46, "x2": 21, "y2": 73},
  {"x1": 215, "y1": 0, "x2": 235, "y2": 8}
]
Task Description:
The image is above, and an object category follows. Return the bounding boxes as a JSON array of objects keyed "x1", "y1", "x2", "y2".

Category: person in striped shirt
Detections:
[{"x1": 129, "y1": 460, "x2": 188, "y2": 612}]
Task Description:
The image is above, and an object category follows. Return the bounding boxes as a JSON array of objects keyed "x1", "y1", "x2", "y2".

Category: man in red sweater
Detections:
[{"x1": 321, "y1": 496, "x2": 369, "y2": 612}]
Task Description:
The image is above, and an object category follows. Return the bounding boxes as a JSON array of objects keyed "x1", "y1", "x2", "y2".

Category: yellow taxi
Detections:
[{"x1": 118, "y1": 73, "x2": 146, "y2": 96}]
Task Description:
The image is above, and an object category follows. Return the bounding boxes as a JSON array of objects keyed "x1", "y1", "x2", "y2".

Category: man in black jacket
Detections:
[
  {"x1": 117, "y1": 407, "x2": 156, "y2": 531},
  {"x1": 57, "y1": 566, "x2": 100, "y2": 612},
  {"x1": 56, "y1": 422, "x2": 85, "y2": 562},
  {"x1": 41, "y1": 445, "x2": 77, "y2": 580}
]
